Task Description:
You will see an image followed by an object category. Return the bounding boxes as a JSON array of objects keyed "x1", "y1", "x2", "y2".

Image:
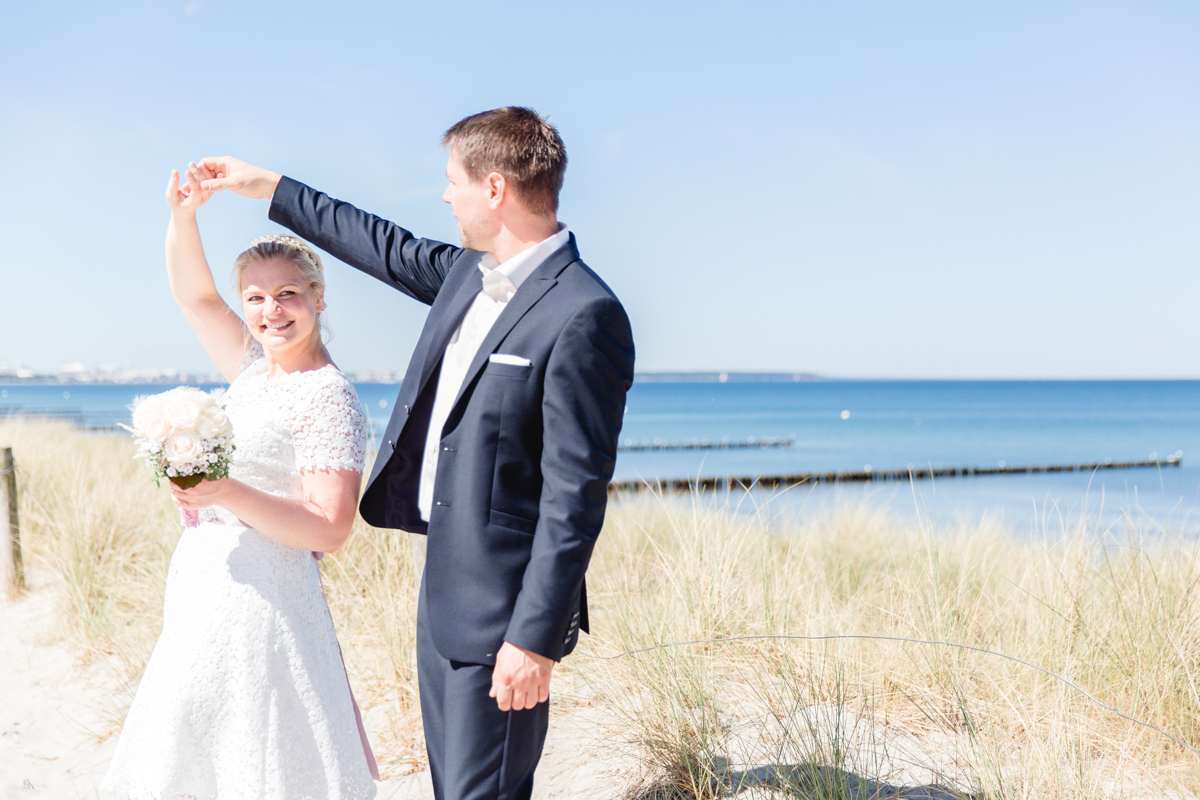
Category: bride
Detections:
[{"x1": 101, "y1": 163, "x2": 379, "y2": 799}]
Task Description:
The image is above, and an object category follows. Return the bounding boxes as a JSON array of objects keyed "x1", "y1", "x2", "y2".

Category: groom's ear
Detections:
[{"x1": 485, "y1": 171, "x2": 508, "y2": 210}]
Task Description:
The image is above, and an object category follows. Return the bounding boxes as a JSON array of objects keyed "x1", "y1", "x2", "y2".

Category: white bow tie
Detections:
[{"x1": 481, "y1": 269, "x2": 517, "y2": 303}]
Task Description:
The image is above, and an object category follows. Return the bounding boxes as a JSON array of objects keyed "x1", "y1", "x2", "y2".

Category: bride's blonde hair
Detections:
[{"x1": 232, "y1": 235, "x2": 331, "y2": 341}]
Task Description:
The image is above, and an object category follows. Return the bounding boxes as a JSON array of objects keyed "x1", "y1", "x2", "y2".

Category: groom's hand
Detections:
[
  {"x1": 195, "y1": 156, "x2": 282, "y2": 200},
  {"x1": 490, "y1": 641, "x2": 553, "y2": 712}
]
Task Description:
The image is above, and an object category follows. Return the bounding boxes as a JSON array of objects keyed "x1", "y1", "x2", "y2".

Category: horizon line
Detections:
[{"x1": 3, "y1": 370, "x2": 1200, "y2": 385}]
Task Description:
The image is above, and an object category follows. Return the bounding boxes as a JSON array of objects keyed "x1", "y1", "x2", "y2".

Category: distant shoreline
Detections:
[
  {"x1": 0, "y1": 370, "x2": 829, "y2": 386},
  {"x1": 4, "y1": 372, "x2": 1200, "y2": 386},
  {"x1": 0, "y1": 374, "x2": 228, "y2": 386}
]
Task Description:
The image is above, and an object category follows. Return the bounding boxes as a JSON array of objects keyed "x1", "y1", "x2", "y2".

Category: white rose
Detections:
[
  {"x1": 145, "y1": 416, "x2": 172, "y2": 443},
  {"x1": 131, "y1": 395, "x2": 166, "y2": 438},
  {"x1": 164, "y1": 430, "x2": 203, "y2": 467},
  {"x1": 163, "y1": 393, "x2": 202, "y2": 432},
  {"x1": 197, "y1": 407, "x2": 231, "y2": 440}
]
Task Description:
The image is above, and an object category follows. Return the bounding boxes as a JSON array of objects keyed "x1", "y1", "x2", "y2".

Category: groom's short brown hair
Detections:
[{"x1": 443, "y1": 107, "x2": 567, "y2": 217}]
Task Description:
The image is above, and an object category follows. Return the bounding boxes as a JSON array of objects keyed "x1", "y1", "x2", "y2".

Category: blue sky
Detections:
[{"x1": 2, "y1": 1, "x2": 1197, "y2": 378}]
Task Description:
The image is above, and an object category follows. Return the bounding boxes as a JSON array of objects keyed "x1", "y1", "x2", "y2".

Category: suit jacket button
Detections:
[
  {"x1": 404, "y1": 404, "x2": 410, "y2": 415},
  {"x1": 387, "y1": 440, "x2": 394, "y2": 449}
]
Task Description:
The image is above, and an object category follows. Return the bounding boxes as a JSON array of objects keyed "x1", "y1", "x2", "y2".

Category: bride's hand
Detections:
[
  {"x1": 195, "y1": 155, "x2": 282, "y2": 200},
  {"x1": 170, "y1": 477, "x2": 228, "y2": 510},
  {"x1": 165, "y1": 163, "x2": 215, "y2": 215}
]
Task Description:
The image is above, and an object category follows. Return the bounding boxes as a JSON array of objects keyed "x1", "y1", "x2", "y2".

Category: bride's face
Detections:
[{"x1": 240, "y1": 258, "x2": 323, "y2": 354}]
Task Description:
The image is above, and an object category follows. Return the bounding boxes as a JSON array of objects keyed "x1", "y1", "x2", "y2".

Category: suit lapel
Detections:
[
  {"x1": 449, "y1": 236, "x2": 578, "y2": 411},
  {"x1": 418, "y1": 266, "x2": 483, "y2": 394}
]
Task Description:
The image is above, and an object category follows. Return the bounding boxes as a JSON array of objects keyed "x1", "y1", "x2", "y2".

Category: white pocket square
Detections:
[{"x1": 489, "y1": 353, "x2": 532, "y2": 367}]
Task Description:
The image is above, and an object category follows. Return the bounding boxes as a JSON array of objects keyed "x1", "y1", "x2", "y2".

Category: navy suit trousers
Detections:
[{"x1": 418, "y1": 576, "x2": 549, "y2": 800}]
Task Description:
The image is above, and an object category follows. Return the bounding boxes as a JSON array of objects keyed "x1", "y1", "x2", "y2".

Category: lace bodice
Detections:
[{"x1": 222, "y1": 340, "x2": 367, "y2": 501}]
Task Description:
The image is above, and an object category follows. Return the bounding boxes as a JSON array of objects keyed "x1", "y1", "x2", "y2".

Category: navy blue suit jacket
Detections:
[{"x1": 269, "y1": 178, "x2": 635, "y2": 664}]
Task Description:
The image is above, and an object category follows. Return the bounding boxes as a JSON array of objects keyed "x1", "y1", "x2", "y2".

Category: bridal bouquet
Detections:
[{"x1": 126, "y1": 387, "x2": 235, "y2": 488}]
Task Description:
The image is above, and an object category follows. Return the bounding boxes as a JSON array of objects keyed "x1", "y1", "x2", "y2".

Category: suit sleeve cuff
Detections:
[
  {"x1": 267, "y1": 175, "x2": 303, "y2": 227},
  {"x1": 504, "y1": 608, "x2": 569, "y2": 663}
]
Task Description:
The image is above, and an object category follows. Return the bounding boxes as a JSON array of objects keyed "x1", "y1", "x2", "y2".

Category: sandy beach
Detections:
[
  {"x1": 6, "y1": 563, "x2": 1197, "y2": 799},
  {"x1": 1, "y1": 578, "x2": 118, "y2": 800},
  {"x1": 0, "y1": 574, "x2": 633, "y2": 800},
  {"x1": 0, "y1": 579, "x2": 986, "y2": 800}
]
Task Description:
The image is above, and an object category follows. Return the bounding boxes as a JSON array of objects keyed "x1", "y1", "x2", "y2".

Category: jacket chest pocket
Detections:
[{"x1": 484, "y1": 361, "x2": 533, "y2": 380}]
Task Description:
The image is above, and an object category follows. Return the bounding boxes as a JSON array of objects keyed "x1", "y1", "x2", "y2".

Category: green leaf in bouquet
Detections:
[{"x1": 168, "y1": 473, "x2": 205, "y2": 489}]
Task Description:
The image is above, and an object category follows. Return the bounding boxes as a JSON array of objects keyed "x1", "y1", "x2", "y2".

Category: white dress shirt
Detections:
[{"x1": 418, "y1": 225, "x2": 571, "y2": 521}]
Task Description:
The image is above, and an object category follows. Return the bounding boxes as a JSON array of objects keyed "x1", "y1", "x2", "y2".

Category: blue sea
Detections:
[{"x1": 2, "y1": 379, "x2": 1197, "y2": 534}]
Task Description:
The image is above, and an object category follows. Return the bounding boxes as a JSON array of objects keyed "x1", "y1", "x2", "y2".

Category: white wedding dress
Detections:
[{"x1": 101, "y1": 342, "x2": 378, "y2": 800}]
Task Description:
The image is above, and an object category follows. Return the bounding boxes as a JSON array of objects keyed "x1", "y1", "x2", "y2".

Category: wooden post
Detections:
[{"x1": 1, "y1": 447, "x2": 25, "y2": 596}]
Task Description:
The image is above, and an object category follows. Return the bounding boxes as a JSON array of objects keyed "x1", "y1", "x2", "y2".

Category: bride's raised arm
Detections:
[{"x1": 165, "y1": 164, "x2": 249, "y2": 383}]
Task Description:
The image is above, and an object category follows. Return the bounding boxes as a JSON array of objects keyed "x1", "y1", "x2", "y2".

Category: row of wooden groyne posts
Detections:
[
  {"x1": 618, "y1": 435, "x2": 795, "y2": 452},
  {"x1": 0, "y1": 408, "x2": 1182, "y2": 498},
  {"x1": 607, "y1": 456, "x2": 1182, "y2": 494},
  {"x1": 0, "y1": 435, "x2": 1178, "y2": 593}
]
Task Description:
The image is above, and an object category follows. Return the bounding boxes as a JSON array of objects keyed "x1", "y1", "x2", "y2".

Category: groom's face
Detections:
[{"x1": 443, "y1": 149, "x2": 498, "y2": 252}]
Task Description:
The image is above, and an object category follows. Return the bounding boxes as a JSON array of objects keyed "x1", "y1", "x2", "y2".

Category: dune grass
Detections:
[
  {"x1": 577, "y1": 496, "x2": 1200, "y2": 798},
  {"x1": 3, "y1": 419, "x2": 1199, "y2": 796}
]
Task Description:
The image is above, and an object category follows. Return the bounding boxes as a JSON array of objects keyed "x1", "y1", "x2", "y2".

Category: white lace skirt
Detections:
[{"x1": 101, "y1": 522, "x2": 378, "y2": 800}]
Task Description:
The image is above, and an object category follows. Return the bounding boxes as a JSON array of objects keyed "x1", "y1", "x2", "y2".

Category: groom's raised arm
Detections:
[
  {"x1": 196, "y1": 157, "x2": 459, "y2": 306},
  {"x1": 269, "y1": 177, "x2": 460, "y2": 306}
]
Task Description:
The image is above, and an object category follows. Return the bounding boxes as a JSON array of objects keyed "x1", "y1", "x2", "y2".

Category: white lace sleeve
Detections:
[
  {"x1": 238, "y1": 338, "x2": 265, "y2": 375},
  {"x1": 292, "y1": 374, "x2": 368, "y2": 473}
]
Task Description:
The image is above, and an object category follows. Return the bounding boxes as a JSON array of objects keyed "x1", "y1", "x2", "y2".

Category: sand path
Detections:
[
  {"x1": 0, "y1": 583, "x2": 629, "y2": 800},
  {"x1": 1, "y1": 586, "x2": 119, "y2": 799}
]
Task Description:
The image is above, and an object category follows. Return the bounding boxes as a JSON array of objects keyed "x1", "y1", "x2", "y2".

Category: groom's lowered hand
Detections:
[
  {"x1": 195, "y1": 156, "x2": 282, "y2": 200},
  {"x1": 490, "y1": 641, "x2": 553, "y2": 711}
]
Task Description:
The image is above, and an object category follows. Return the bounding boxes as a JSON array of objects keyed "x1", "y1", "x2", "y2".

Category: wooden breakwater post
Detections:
[{"x1": 1, "y1": 447, "x2": 25, "y2": 596}]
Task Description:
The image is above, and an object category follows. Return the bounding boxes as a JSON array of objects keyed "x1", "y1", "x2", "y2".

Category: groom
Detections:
[{"x1": 198, "y1": 107, "x2": 634, "y2": 799}]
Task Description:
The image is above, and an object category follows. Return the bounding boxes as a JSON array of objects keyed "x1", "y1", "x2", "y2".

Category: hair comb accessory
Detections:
[{"x1": 249, "y1": 234, "x2": 306, "y2": 248}]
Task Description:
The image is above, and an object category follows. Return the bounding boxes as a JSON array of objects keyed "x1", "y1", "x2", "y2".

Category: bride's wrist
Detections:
[{"x1": 211, "y1": 478, "x2": 248, "y2": 513}]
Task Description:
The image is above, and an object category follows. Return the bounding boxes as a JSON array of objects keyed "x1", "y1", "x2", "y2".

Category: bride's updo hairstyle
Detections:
[{"x1": 232, "y1": 235, "x2": 330, "y2": 340}]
